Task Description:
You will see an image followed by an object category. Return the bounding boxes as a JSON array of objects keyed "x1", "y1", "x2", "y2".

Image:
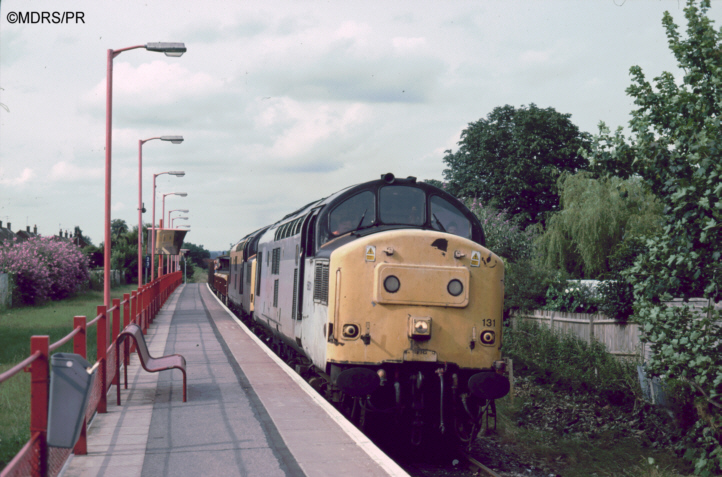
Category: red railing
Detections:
[{"x1": 0, "y1": 271, "x2": 183, "y2": 477}]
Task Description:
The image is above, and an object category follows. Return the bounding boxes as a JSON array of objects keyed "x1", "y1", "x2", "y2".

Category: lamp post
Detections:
[
  {"x1": 104, "y1": 42, "x2": 186, "y2": 308},
  {"x1": 168, "y1": 209, "x2": 189, "y2": 226},
  {"x1": 160, "y1": 192, "x2": 187, "y2": 277},
  {"x1": 138, "y1": 136, "x2": 183, "y2": 286},
  {"x1": 171, "y1": 216, "x2": 188, "y2": 228},
  {"x1": 151, "y1": 173, "x2": 184, "y2": 280}
]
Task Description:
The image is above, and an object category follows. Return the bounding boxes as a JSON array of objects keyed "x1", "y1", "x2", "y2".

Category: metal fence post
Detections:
[
  {"x1": 72, "y1": 316, "x2": 88, "y2": 456},
  {"x1": 29, "y1": 336, "x2": 49, "y2": 477},
  {"x1": 97, "y1": 305, "x2": 107, "y2": 414}
]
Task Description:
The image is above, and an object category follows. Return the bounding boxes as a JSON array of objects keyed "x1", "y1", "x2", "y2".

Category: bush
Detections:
[
  {"x1": 467, "y1": 200, "x2": 539, "y2": 263},
  {"x1": 0, "y1": 236, "x2": 90, "y2": 305},
  {"x1": 504, "y1": 319, "x2": 640, "y2": 404},
  {"x1": 543, "y1": 275, "x2": 600, "y2": 313},
  {"x1": 504, "y1": 259, "x2": 557, "y2": 313}
]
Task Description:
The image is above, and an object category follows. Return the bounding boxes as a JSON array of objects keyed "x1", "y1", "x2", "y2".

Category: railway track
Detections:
[{"x1": 459, "y1": 451, "x2": 502, "y2": 477}]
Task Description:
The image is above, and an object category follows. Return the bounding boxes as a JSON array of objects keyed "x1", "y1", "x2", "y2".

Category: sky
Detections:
[{"x1": 1, "y1": 0, "x2": 719, "y2": 252}]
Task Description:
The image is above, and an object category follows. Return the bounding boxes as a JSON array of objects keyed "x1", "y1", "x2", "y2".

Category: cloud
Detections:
[
  {"x1": 81, "y1": 61, "x2": 225, "y2": 111},
  {"x1": 0, "y1": 167, "x2": 35, "y2": 186},
  {"x1": 250, "y1": 97, "x2": 371, "y2": 160},
  {"x1": 49, "y1": 161, "x2": 103, "y2": 181}
]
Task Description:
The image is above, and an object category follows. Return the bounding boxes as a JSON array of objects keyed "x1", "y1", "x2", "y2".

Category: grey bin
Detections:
[{"x1": 47, "y1": 353, "x2": 96, "y2": 448}]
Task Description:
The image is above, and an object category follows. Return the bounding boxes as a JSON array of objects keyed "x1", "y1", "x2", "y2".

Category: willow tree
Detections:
[{"x1": 537, "y1": 172, "x2": 662, "y2": 279}]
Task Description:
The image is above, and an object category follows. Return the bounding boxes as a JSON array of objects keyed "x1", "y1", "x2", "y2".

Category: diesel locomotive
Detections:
[{"x1": 214, "y1": 173, "x2": 510, "y2": 446}]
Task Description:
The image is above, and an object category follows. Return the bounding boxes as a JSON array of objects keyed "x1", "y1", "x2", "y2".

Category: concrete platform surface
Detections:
[{"x1": 61, "y1": 283, "x2": 407, "y2": 477}]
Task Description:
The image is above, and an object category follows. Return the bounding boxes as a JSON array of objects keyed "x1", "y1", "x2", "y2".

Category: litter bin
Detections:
[{"x1": 47, "y1": 353, "x2": 96, "y2": 448}]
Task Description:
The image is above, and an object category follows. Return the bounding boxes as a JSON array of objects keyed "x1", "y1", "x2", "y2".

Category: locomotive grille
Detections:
[
  {"x1": 313, "y1": 261, "x2": 329, "y2": 305},
  {"x1": 272, "y1": 248, "x2": 281, "y2": 275},
  {"x1": 273, "y1": 279, "x2": 279, "y2": 307}
]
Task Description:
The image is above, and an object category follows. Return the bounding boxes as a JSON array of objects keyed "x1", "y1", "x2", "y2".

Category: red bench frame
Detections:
[{"x1": 115, "y1": 323, "x2": 187, "y2": 405}]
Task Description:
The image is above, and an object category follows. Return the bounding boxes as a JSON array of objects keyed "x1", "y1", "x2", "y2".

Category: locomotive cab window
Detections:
[
  {"x1": 379, "y1": 185, "x2": 425, "y2": 226},
  {"x1": 430, "y1": 195, "x2": 471, "y2": 239},
  {"x1": 325, "y1": 191, "x2": 375, "y2": 243}
]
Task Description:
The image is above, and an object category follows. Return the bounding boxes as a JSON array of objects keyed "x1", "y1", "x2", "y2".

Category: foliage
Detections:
[
  {"x1": 503, "y1": 259, "x2": 557, "y2": 313},
  {"x1": 542, "y1": 275, "x2": 600, "y2": 314},
  {"x1": 442, "y1": 104, "x2": 591, "y2": 226},
  {"x1": 467, "y1": 200, "x2": 539, "y2": 263},
  {"x1": 536, "y1": 172, "x2": 663, "y2": 279},
  {"x1": 504, "y1": 319, "x2": 639, "y2": 404},
  {"x1": 0, "y1": 236, "x2": 89, "y2": 305},
  {"x1": 587, "y1": 1, "x2": 722, "y2": 473},
  {"x1": 182, "y1": 242, "x2": 211, "y2": 269}
]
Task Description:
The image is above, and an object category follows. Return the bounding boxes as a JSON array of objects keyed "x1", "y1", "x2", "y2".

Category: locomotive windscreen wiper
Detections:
[
  {"x1": 432, "y1": 213, "x2": 446, "y2": 232},
  {"x1": 355, "y1": 208, "x2": 368, "y2": 230}
]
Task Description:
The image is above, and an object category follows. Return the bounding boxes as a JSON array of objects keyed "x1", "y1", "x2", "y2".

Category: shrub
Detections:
[
  {"x1": 504, "y1": 319, "x2": 640, "y2": 404},
  {"x1": 543, "y1": 275, "x2": 600, "y2": 313},
  {"x1": 0, "y1": 236, "x2": 90, "y2": 305},
  {"x1": 467, "y1": 200, "x2": 539, "y2": 263}
]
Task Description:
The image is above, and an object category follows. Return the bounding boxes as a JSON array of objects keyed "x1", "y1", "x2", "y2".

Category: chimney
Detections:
[
  {"x1": 26, "y1": 226, "x2": 30, "y2": 232},
  {"x1": 0, "y1": 221, "x2": 3, "y2": 228},
  {"x1": 34, "y1": 225, "x2": 37, "y2": 234},
  {"x1": 7, "y1": 222, "x2": 11, "y2": 231},
  {"x1": 65, "y1": 230, "x2": 69, "y2": 238}
]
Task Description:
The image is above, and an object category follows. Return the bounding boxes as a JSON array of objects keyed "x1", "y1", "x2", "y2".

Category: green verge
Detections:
[
  {"x1": 0, "y1": 284, "x2": 137, "y2": 470},
  {"x1": 487, "y1": 320, "x2": 695, "y2": 476}
]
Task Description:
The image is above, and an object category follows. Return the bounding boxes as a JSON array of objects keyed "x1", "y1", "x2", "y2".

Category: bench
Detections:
[{"x1": 115, "y1": 323, "x2": 187, "y2": 405}]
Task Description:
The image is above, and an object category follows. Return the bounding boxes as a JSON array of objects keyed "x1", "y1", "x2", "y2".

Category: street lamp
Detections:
[
  {"x1": 138, "y1": 136, "x2": 183, "y2": 286},
  {"x1": 151, "y1": 173, "x2": 184, "y2": 280},
  {"x1": 171, "y1": 216, "x2": 188, "y2": 228},
  {"x1": 168, "y1": 208, "x2": 189, "y2": 225},
  {"x1": 104, "y1": 42, "x2": 186, "y2": 308}
]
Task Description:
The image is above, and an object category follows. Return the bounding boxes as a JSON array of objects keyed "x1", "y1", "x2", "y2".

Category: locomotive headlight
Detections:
[
  {"x1": 480, "y1": 330, "x2": 495, "y2": 345},
  {"x1": 408, "y1": 316, "x2": 432, "y2": 339},
  {"x1": 384, "y1": 275, "x2": 401, "y2": 293},
  {"x1": 342, "y1": 324, "x2": 360, "y2": 339},
  {"x1": 414, "y1": 321, "x2": 429, "y2": 334},
  {"x1": 447, "y1": 279, "x2": 463, "y2": 297}
]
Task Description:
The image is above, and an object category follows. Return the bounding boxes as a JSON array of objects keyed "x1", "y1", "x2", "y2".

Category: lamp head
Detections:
[
  {"x1": 169, "y1": 171, "x2": 185, "y2": 177},
  {"x1": 177, "y1": 193, "x2": 188, "y2": 197},
  {"x1": 146, "y1": 42, "x2": 186, "y2": 57},
  {"x1": 161, "y1": 136, "x2": 184, "y2": 144}
]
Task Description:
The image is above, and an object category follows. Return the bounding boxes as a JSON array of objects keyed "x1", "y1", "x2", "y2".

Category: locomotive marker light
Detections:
[
  {"x1": 151, "y1": 173, "x2": 185, "y2": 281},
  {"x1": 383, "y1": 275, "x2": 400, "y2": 293},
  {"x1": 103, "y1": 42, "x2": 186, "y2": 308},
  {"x1": 480, "y1": 330, "x2": 496, "y2": 345},
  {"x1": 447, "y1": 279, "x2": 464, "y2": 297},
  {"x1": 138, "y1": 136, "x2": 184, "y2": 286}
]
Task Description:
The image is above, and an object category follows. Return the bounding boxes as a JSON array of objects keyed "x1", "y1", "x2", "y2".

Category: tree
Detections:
[
  {"x1": 442, "y1": 104, "x2": 591, "y2": 226},
  {"x1": 536, "y1": 172, "x2": 663, "y2": 279},
  {"x1": 111, "y1": 219, "x2": 128, "y2": 242},
  {"x1": 182, "y1": 242, "x2": 210, "y2": 269},
  {"x1": 588, "y1": 1, "x2": 722, "y2": 472}
]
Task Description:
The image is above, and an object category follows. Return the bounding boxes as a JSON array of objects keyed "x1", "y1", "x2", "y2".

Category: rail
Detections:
[{"x1": 0, "y1": 271, "x2": 183, "y2": 477}]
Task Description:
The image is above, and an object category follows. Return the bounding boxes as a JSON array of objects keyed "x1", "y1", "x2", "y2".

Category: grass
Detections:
[
  {"x1": 0, "y1": 283, "x2": 137, "y2": 470},
  {"x1": 487, "y1": 320, "x2": 695, "y2": 476}
]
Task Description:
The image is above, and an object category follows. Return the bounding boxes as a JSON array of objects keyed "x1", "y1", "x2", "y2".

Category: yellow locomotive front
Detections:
[
  {"x1": 313, "y1": 175, "x2": 510, "y2": 445},
  {"x1": 328, "y1": 230, "x2": 504, "y2": 370}
]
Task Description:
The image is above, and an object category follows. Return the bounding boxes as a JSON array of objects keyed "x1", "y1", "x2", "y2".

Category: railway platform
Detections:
[{"x1": 62, "y1": 283, "x2": 407, "y2": 477}]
